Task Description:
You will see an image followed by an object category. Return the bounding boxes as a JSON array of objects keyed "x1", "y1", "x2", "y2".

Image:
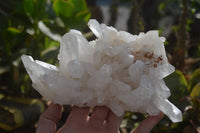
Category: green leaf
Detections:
[
  {"x1": 190, "y1": 82, "x2": 200, "y2": 98},
  {"x1": 34, "y1": 0, "x2": 46, "y2": 19},
  {"x1": 53, "y1": 0, "x2": 74, "y2": 18},
  {"x1": 53, "y1": 0, "x2": 90, "y2": 30},
  {"x1": 75, "y1": 10, "x2": 91, "y2": 21},
  {"x1": 23, "y1": 0, "x2": 34, "y2": 16},
  {"x1": 7, "y1": 27, "x2": 21, "y2": 35},
  {"x1": 70, "y1": 0, "x2": 87, "y2": 12},
  {"x1": 23, "y1": 0, "x2": 46, "y2": 20},
  {"x1": 53, "y1": 0, "x2": 89, "y2": 19},
  {"x1": 188, "y1": 68, "x2": 200, "y2": 92},
  {"x1": 164, "y1": 70, "x2": 188, "y2": 103}
]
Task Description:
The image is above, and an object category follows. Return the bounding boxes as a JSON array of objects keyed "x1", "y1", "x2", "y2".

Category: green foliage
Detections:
[
  {"x1": 0, "y1": 0, "x2": 90, "y2": 130},
  {"x1": 188, "y1": 68, "x2": 200, "y2": 93},
  {"x1": 190, "y1": 82, "x2": 200, "y2": 98},
  {"x1": 120, "y1": 112, "x2": 146, "y2": 132},
  {"x1": 23, "y1": 0, "x2": 46, "y2": 20},
  {"x1": 53, "y1": 0, "x2": 75, "y2": 18},
  {"x1": 53, "y1": 0, "x2": 91, "y2": 30},
  {"x1": 7, "y1": 27, "x2": 22, "y2": 35},
  {"x1": 0, "y1": 94, "x2": 45, "y2": 131},
  {"x1": 0, "y1": 0, "x2": 90, "y2": 97},
  {"x1": 23, "y1": 0, "x2": 34, "y2": 17},
  {"x1": 164, "y1": 70, "x2": 188, "y2": 101}
]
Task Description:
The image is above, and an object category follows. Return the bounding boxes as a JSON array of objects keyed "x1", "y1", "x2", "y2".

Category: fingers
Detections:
[
  {"x1": 88, "y1": 106, "x2": 110, "y2": 128},
  {"x1": 60, "y1": 106, "x2": 90, "y2": 129},
  {"x1": 36, "y1": 103, "x2": 62, "y2": 133},
  {"x1": 69, "y1": 106, "x2": 90, "y2": 123},
  {"x1": 106, "y1": 110, "x2": 124, "y2": 131},
  {"x1": 131, "y1": 112, "x2": 164, "y2": 133},
  {"x1": 60, "y1": 106, "x2": 123, "y2": 133},
  {"x1": 107, "y1": 111, "x2": 124, "y2": 128},
  {"x1": 90, "y1": 106, "x2": 110, "y2": 121}
]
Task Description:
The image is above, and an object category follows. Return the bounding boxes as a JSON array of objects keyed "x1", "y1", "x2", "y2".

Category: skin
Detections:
[{"x1": 36, "y1": 103, "x2": 164, "y2": 133}]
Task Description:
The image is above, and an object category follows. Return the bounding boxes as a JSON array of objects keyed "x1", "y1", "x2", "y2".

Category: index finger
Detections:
[{"x1": 36, "y1": 103, "x2": 62, "y2": 133}]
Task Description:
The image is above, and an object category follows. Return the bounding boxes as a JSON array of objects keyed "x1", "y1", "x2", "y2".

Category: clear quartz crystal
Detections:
[{"x1": 21, "y1": 19, "x2": 182, "y2": 123}]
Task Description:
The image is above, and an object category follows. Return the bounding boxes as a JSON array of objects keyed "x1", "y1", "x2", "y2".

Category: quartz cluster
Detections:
[{"x1": 21, "y1": 19, "x2": 182, "y2": 122}]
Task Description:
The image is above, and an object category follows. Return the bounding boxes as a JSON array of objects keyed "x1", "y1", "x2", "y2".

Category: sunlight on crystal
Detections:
[{"x1": 21, "y1": 19, "x2": 182, "y2": 123}]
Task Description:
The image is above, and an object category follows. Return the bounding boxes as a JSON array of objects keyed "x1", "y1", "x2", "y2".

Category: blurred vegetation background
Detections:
[{"x1": 0, "y1": 0, "x2": 200, "y2": 132}]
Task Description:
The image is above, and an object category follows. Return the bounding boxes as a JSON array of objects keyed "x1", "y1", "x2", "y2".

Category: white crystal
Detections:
[
  {"x1": 87, "y1": 64, "x2": 112, "y2": 90},
  {"x1": 129, "y1": 60, "x2": 145, "y2": 77},
  {"x1": 21, "y1": 19, "x2": 182, "y2": 123},
  {"x1": 88, "y1": 19, "x2": 103, "y2": 38},
  {"x1": 67, "y1": 59, "x2": 84, "y2": 79}
]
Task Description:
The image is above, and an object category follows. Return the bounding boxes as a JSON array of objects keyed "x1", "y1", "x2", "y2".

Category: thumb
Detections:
[{"x1": 131, "y1": 112, "x2": 164, "y2": 133}]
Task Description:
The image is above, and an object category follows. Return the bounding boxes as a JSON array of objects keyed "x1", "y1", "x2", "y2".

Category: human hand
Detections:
[
  {"x1": 36, "y1": 103, "x2": 123, "y2": 133},
  {"x1": 36, "y1": 103, "x2": 163, "y2": 133}
]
